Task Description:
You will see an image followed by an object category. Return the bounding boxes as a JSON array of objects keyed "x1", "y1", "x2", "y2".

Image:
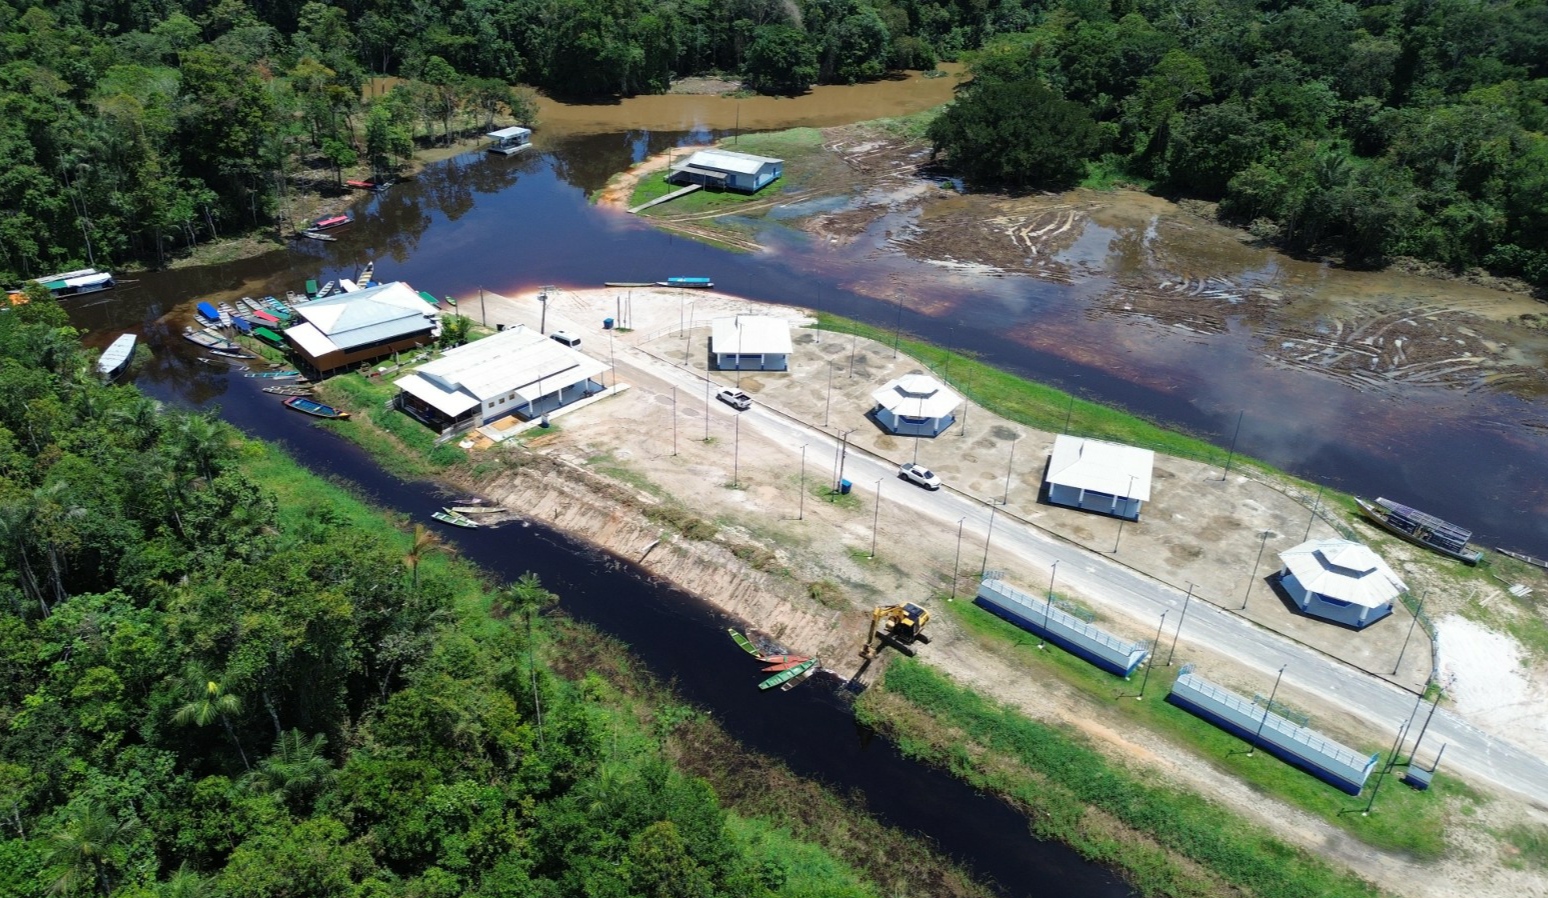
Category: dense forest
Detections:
[
  {"x1": 928, "y1": 0, "x2": 1548, "y2": 285},
  {"x1": 0, "y1": 289, "x2": 884, "y2": 897}
]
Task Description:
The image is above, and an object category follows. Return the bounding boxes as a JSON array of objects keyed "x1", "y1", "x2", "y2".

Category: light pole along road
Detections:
[{"x1": 631, "y1": 343, "x2": 1548, "y2": 807}]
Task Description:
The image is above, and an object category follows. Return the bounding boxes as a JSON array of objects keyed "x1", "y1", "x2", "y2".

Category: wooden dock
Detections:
[{"x1": 628, "y1": 184, "x2": 700, "y2": 214}]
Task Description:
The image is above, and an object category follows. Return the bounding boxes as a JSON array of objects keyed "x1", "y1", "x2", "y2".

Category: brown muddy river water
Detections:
[{"x1": 77, "y1": 67, "x2": 1548, "y2": 558}]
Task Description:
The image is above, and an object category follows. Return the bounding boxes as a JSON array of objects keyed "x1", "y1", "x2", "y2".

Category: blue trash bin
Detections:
[
  {"x1": 839, "y1": 479, "x2": 852, "y2": 495},
  {"x1": 603, "y1": 317, "x2": 615, "y2": 329}
]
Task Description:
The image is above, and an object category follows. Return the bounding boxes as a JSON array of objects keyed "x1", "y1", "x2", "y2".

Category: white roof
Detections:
[
  {"x1": 283, "y1": 322, "x2": 339, "y2": 358},
  {"x1": 679, "y1": 149, "x2": 782, "y2": 176},
  {"x1": 1045, "y1": 434, "x2": 1154, "y2": 501},
  {"x1": 487, "y1": 126, "x2": 531, "y2": 140},
  {"x1": 1280, "y1": 539, "x2": 1406, "y2": 608},
  {"x1": 394, "y1": 325, "x2": 608, "y2": 413},
  {"x1": 711, "y1": 316, "x2": 793, "y2": 355},
  {"x1": 290, "y1": 281, "x2": 437, "y2": 351},
  {"x1": 871, "y1": 374, "x2": 961, "y2": 420}
]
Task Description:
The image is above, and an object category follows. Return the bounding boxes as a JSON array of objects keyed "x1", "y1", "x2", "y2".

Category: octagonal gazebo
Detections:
[{"x1": 871, "y1": 373, "x2": 961, "y2": 437}]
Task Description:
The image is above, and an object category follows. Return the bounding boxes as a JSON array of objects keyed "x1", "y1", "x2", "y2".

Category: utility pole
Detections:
[
  {"x1": 732, "y1": 415, "x2": 741, "y2": 487},
  {"x1": 1243, "y1": 530, "x2": 1271, "y2": 610},
  {"x1": 869, "y1": 479, "x2": 882, "y2": 558},
  {"x1": 1393, "y1": 592, "x2": 1426, "y2": 676},
  {"x1": 849, "y1": 332, "x2": 857, "y2": 378},
  {"x1": 1041, "y1": 560, "x2": 1060, "y2": 649},
  {"x1": 1247, "y1": 665, "x2": 1287, "y2": 757},
  {"x1": 1112, "y1": 474, "x2": 1136, "y2": 552},
  {"x1": 950, "y1": 517, "x2": 966, "y2": 599},
  {"x1": 892, "y1": 292, "x2": 904, "y2": 357},
  {"x1": 703, "y1": 377, "x2": 710, "y2": 441},
  {"x1": 1166, "y1": 583, "x2": 1195, "y2": 665},
  {"x1": 980, "y1": 503, "x2": 997, "y2": 575},
  {"x1": 1062, "y1": 393, "x2": 1075, "y2": 434},
  {"x1": 824, "y1": 361, "x2": 834, "y2": 427},
  {"x1": 835, "y1": 429, "x2": 856, "y2": 490},
  {"x1": 1220, "y1": 410, "x2": 1245, "y2": 480},
  {"x1": 1002, "y1": 437, "x2": 1018, "y2": 505},
  {"x1": 1304, "y1": 483, "x2": 1325, "y2": 541},
  {"x1": 1136, "y1": 611, "x2": 1168, "y2": 699},
  {"x1": 671, "y1": 387, "x2": 678, "y2": 456},
  {"x1": 537, "y1": 286, "x2": 548, "y2": 334},
  {"x1": 798, "y1": 445, "x2": 807, "y2": 520},
  {"x1": 480, "y1": 286, "x2": 487, "y2": 327}
]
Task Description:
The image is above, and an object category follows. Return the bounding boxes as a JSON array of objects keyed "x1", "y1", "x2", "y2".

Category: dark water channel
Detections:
[
  {"x1": 77, "y1": 123, "x2": 1548, "y2": 559},
  {"x1": 124, "y1": 362, "x2": 1129, "y2": 898}
]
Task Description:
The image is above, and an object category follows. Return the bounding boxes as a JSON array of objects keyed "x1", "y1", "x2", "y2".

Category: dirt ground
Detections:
[{"x1": 441, "y1": 285, "x2": 1548, "y2": 898}]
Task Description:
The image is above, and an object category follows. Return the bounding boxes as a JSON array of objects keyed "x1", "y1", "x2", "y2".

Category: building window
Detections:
[{"x1": 486, "y1": 401, "x2": 494, "y2": 409}]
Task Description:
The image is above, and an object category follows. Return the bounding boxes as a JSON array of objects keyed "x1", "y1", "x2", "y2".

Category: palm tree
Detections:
[
  {"x1": 172, "y1": 413, "x2": 231, "y2": 484},
  {"x1": 243, "y1": 730, "x2": 331, "y2": 807},
  {"x1": 402, "y1": 522, "x2": 453, "y2": 591},
  {"x1": 157, "y1": 864, "x2": 216, "y2": 898},
  {"x1": 44, "y1": 803, "x2": 141, "y2": 897},
  {"x1": 503, "y1": 573, "x2": 558, "y2": 748},
  {"x1": 173, "y1": 670, "x2": 249, "y2": 770}
]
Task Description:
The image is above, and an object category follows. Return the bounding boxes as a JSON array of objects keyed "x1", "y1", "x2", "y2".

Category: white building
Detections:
[
  {"x1": 711, "y1": 316, "x2": 792, "y2": 371},
  {"x1": 1043, "y1": 435, "x2": 1154, "y2": 520},
  {"x1": 486, "y1": 126, "x2": 532, "y2": 155},
  {"x1": 668, "y1": 149, "x2": 783, "y2": 192},
  {"x1": 1277, "y1": 539, "x2": 1405, "y2": 630},
  {"x1": 394, "y1": 325, "x2": 609, "y2": 435},
  {"x1": 871, "y1": 374, "x2": 961, "y2": 437}
]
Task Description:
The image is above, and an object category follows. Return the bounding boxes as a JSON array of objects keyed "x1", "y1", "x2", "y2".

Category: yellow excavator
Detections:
[{"x1": 861, "y1": 603, "x2": 932, "y2": 659}]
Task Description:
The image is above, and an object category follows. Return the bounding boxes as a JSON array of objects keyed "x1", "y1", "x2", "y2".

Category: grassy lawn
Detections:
[
  {"x1": 936, "y1": 598, "x2": 1469, "y2": 860},
  {"x1": 314, "y1": 371, "x2": 468, "y2": 479}
]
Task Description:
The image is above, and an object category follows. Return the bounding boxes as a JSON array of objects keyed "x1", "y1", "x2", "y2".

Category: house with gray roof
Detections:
[
  {"x1": 1276, "y1": 538, "x2": 1405, "y2": 629},
  {"x1": 285, "y1": 281, "x2": 439, "y2": 377},
  {"x1": 668, "y1": 149, "x2": 783, "y2": 193}
]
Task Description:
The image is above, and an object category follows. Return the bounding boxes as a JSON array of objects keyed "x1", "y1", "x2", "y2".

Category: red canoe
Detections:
[
  {"x1": 761, "y1": 657, "x2": 811, "y2": 672},
  {"x1": 311, "y1": 213, "x2": 354, "y2": 230},
  {"x1": 345, "y1": 179, "x2": 378, "y2": 190}
]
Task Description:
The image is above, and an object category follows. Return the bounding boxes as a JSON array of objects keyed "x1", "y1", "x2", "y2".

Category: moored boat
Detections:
[
  {"x1": 315, "y1": 280, "x2": 337, "y2": 298},
  {"x1": 196, "y1": 301, "x2": 221, "y2": 324},
  {"x1": 1497, "y1": 548, "x2": 1548, "y2": 571},
  {"x1": 183, "y1": 326, "x2": 241, "y2": 351},
  {"x1": 251, "y1": 326, "x2": 287, "y2": 349},
  {"x1": 97, "y1": 333, "x2": 136, "y2": 379},
  {"x1": 244, "y1": 370, "x2": 302, "y2": 380},
  {"x1": 282, "y1": 396, "x2": 349, "y2": 419},
  {"x1": 760, "y1": 656, "x2": 811, "y2": 672},
  {"x1": 659, "y1": 277, "x2": 713, "y2": 289},
  {"x1": 757, "y1": 658, "x2": 816, "y2": 690},
  {"x1": 299, "y1": 230, "x2": 337, "y2": 242},
  {"x1": 1356, "y1": 497, "x2": 1482, "y2": 564},
  {"x1": 311, "y1": 212, "x2": 354, "y2": 231},
  {"x1": 34, "y1": 267, "x2": 115, "y2": 296},
  {"x1": 449, "y1": 505, "x2": 503, "y2": 515},
  {"x1": 729, "y1": 629, "x2": 763, "y2": 658},
  {"x1": 432, "y1": 509, "x2": 479, "y2": 528}
]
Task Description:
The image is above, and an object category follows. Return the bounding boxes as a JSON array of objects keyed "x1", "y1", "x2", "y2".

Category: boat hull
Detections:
[
  {"x1": 282, "y1": 396, "x2": 349, "y2": 419},
  {"x1": 1356, "y1": 498, "x2": 1482, "y2": 564}
]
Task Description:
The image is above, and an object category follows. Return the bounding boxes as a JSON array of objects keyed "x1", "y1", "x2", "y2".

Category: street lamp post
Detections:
[
  {"x1": 869, "y1": 479, "x2": 882, "y2": 558},
  {"x1": 671, "y1": 387, "x2": 677, "y2": 456},
  {"x1": 1247, "y1": 665, "x2": 1287, "y2": 757},
  {"x1": 1392, "y1": 592, "x2": 1427, "y2": 676},
  {"x1": 950, "y1": 517, "x2": 966, "y2": 599},
  {"x1": 1041, "y1": 560, "x2": 1060, "y2": 649},
  {"x1": 732, "y1": 414, "x2": 741, "y2": 487},
  {"x1": 1304, "y1": 483, "x2": 1325, "y2": 541},
  {"x1": 980, "y1": 502, "x2": 997, "y2": 575},
  {"x1": 834, "y1": 429, "x2": 856, "y2": 491},
  {"x1": 1002, "y1": 437, "x2": 1018, "y2": 505},
  {"x1": 1136, "y1": 611, "x2": 1168, "y2": 700},
  {"x1": 824, "y1": 361, "x2": 834, "y2": 427},
  {"x1": 1243, "y1": 530, "x2": 1271, "y2": 610},
  {"x1": 1166, "y1": 583, "x2": 1195, "y2": 665},
  {"x1": 1220, "y1": 410, "x2": 1244, "y2": 480},
  {"x1": 798, "y1": 445, "x2": 807, "y2": 520},
  {"x1": 1112, "y1": 474, "x2": 1136, "y2": 552}
]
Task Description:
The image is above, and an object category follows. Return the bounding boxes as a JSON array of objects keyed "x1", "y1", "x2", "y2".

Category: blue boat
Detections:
[
  {"x1": 282, "y1": 396, "x2": 349, "y2": 419},
  {"x1": 231, "y1": 315, "x2": 252, "y2": 334},
  {"x1": 659, "y1": 277, "x2": 713, "y2": 289},
  {"x1": 196, "y1": 301, "x2": 221, "y2": 323}
]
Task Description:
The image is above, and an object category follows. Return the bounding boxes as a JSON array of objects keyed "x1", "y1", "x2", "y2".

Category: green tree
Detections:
[
  {"x1": 173, "y1": 670, "x2": 249, "y2": 770},
  {"x1": 743, "y1": 25, "x2": 818, "y2": 95},
  {"x1": 402, "y1": 522, "x2": 452, "y2": 591},
  {"x1": 43, "y1": 803, "x2": 141, "y2": 897},
  {"x1": 928, "y1": 79, "x2": 1099, "y2": 188}
]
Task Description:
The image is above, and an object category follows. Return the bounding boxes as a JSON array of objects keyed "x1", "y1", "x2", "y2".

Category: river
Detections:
[{"x1": 57, "y1": 73, "x2": 1548, "y2": 890}]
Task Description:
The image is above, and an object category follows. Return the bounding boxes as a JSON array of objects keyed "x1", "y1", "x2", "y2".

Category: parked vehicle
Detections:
[
  {"x1": 899, "y1": 462, "x2": 942, "y2": 490},
  {"x1": 550, "y1": 330, "x2": 581, "y2": 348},
  {"x1": 716, "y1": 388, "x2": 752, "y2": 410}
]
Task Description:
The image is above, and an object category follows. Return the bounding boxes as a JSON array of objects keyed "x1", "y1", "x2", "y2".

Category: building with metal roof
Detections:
[
  {"x1": 1276, "y1": 538, "x2": 1405, "y2": 629},
  {"x1": 871, "y1": 374, "x2": 961, "y2": 437},
  {"x1": 1168, "y1": 665, "x2": 1379, "y2": 794},
  {"x1": 394, "y1": 325, "x2": 609, "y2": 435},
  {"x1": 711, "y1": 316, "x2": 792, "y2": 371},
  {"x1": 668, "y1": 149, "x2": 783, "y2": 193},
  {"x1": 1044, "y1": 434, "x2": 1154, "y2": 520},
  {"x1": 285, "y1": 281, "x2": 439, "y2": 377}
]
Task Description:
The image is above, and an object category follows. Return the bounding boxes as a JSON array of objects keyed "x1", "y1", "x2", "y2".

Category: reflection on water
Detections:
[{"x1": 73, "y1": 85, "x2": 1548, "y2": 559}]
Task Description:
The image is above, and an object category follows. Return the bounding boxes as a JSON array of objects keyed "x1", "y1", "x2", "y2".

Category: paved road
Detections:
[{"x1": 629, "y1": 346, "x2": 1548, "y2": 808}]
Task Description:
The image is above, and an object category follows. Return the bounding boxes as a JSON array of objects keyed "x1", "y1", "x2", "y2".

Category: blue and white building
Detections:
[
  {"x1": 712, "y1": 316, "x2": 792, "y2": 371},
  {"x1": 668, "y1": 149, "x2": 783, "y2": 193},
  {"x1": 1044, "y1": 435, "x2": 1154, "y2": 520},
  {"x1": 1276, "y1": 538, "x2": 1405, "y2": 630},
  {"x1": 871, "y1": 374, "x2": 961, "y2": 437}
]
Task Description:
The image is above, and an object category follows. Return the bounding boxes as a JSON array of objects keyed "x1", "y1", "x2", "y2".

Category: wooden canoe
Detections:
[
  {"x1": 450, "y1": 506, "x2": 503, "y2": 515},
  {"x1": 282, "y1": 396, "x2": 349, "y2": 419},
  {"x1": 758, "y1": 659, "x2": 816, "y2": 690},
  {"x1": 728, "y1": 629, "x2": 763, "y2": 659},
  {"x1": 761, "y1": 656, "x2": 811, "y2": 672},
  {"x1": 432, "y1": 509, "x2": 479, "y2": 528}
]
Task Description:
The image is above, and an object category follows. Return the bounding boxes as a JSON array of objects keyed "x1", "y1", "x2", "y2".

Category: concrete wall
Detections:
[
  {"x1": 1047, "y1": 483, "x2": 1143, "y2": 520},
  {"x1": 714, "y1": 352, "x2": 788, "y2": 371},
  {"x1": 975, "y1": 579, "x2": 1148, "y2": 676},
  {"x1": 1167, "y1": 667, "x2": 1378, "y2": 794}
]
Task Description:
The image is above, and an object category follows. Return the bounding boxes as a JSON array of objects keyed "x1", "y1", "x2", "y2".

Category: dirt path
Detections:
[
  {"x1": 431, "y1": 286, "x2": 1548, "y2": 898},
  {"x1": 594, "y1": 145, "x2": 714, "y2": 210}
]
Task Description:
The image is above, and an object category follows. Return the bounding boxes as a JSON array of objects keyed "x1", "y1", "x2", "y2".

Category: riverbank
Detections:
[{"x1": 310, "y1": 285, "x2": 1548, "y2": 898}]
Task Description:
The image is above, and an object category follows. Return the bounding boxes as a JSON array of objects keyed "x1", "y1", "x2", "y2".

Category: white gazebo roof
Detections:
[
  {"x1": 487, "y1": 126, "x2": 531, "y2": 140},
  {"x1": 872, "y1": 374, "x2": 961, "y2": 420},
  {"x1": 1279, "y1": 539, "x2": 1406, "y2": 609},
  {"x1": 711, "y1": 316, "x2": 792, "y2": 355},
  {"x1": 1045, "y1": 434, "x2": 1154, "y2": 501}
]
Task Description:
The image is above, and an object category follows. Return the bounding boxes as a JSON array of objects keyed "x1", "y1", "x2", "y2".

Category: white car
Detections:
[
  {"x1": 899, "y1": 463, "x2": 942, "y2": 490},
  {"x1": 716, "y1": 388, "x2": 752, "y2": 411}
]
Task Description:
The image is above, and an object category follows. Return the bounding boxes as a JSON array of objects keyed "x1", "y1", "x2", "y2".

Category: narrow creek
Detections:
[{"x1": 135, "y1": 366, "x2": 1131, "y2": 898}]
